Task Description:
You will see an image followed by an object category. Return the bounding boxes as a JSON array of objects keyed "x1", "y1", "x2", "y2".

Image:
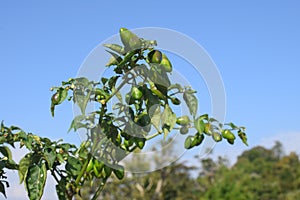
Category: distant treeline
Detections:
[{"x1": 78, "y1": 141, "x2": 300, "y2": 200}]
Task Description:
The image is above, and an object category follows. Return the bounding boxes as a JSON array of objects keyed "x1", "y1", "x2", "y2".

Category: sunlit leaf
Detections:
[
  {"x1": 113, "y1": 165, "x2": 125, "y2": 180},
  {"x1": 73, "y1": 79, "x2": 93, "y2": 115},
  {"x1": 238, "y1": 130, "x2": 248, "y2": 146},
  {"x1": 183, "y1": 91, "x2": 198, "y2": 118},
  {"x1": 161, "y1": 104, "x2": 176, "y2": 138},
  {"x1": 43, "y1": 147, "x2": 56, "y2": 169},
  {"x1": 105, "y1": 50, "x2": 122, "y2": 67},
  {"x1": 194, "y1": 117, "x2": 205, "y2": 134},
  {"x1": 58, "y1": 88, "x2": 68, "y2": 104},
  {"x1": 149, "y1": 64, "x2": 171, "y2": 89},
  {"x1": 108, "y1": 76, "x2": 120, "y2": 91},
  {"x1": 55, "y1": 178, "x2": 68, "y2": 200},
  {"x1": 0, "y1": 146, "x2": 12, "y2": 160},
  {"x1": 149, "y1": 105, "x2": 161, "y2": 131},
  {"x1": 25, "y1": 162, "x2": 47, "y2": 200},
  {"x1": 68, "y1": 115, "x2": 86, "y2": 132},
  {"x1": 66, "y1": 156, "x2": 82, "y2": 177},
  {"x1": 18, "y1": 154, "x2": 32, "y2": 184},
  {"x1": 103, "y1": 44, "x2": 125, "y2": 55}
]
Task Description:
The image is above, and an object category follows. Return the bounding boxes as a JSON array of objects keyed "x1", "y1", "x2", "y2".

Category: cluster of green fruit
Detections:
[
  {"x1": 175, "y1": 115, "x2": 243, "y2": 149},
  {"x1": 85, "y1": 157, "x2": 124, "y2": 180}
]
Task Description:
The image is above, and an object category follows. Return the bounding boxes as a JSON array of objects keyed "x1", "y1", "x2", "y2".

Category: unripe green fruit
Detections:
[
  {"x1": 103, "y1": 165, "x2": 112, "y2": 178},
  {"x1": 212, "y1": 132, "x2": 222, "y2": 142},
  {"x1": 131, "y1": 86, "x2": 143, "y2": 100},
  {"x1": 221, "y1": 130, "x2": 236, "y2": 140},
  {"x1": 51, "y1": 92, "x2": 60, "y2": 105},
  {"x1": 227, "y1": 138, "x2": 235, "y2": 145},
  {"x1": 148, "y1": 50, "x2": 162, "y2": 63},
  {"x1": 171, "y1": 97, "x2": 181, "y2": 105},
  {"x1": 176, "y1": 115, "x2": 190, "y2": 125},
  {"x1": 180, "y1": 126, "x2": 189, "y2": 135},
  {"x1": 114, "y1": 133, "x2": 122, "y2": 146},
  {"x1": 93, "y1": 159, "x2": 103, "y2": 178},
  {"x1": 113, "y1": 165, "x2": 125, "y2": 180},
  {"x1": 137, "y1": 112, "x2": 151, "y2": 127},
  {"x1": 184, "y1": 136, "x2": 194, "y2": 149},
  {"x1": 135, "y1": 137, "x2": 146, "y2": 149},
  {"x1": 123, "y1": 139, "x2": 132, "y2": 149},
  {"x1": 191, "y1": 134, "x2": 205, "y2": 147},
  {"x1": 125, "y1": 93, "x2": 134, "y2": 105},
  {"x1": 86, "y1": 159, "x2": 94, "y2": 173},
  {"x1": 160, "y1": 54, "x2": 172, "y2": 72},
  {"x1": 203, "y1": 123, "x2": 212, "y2": 136}
]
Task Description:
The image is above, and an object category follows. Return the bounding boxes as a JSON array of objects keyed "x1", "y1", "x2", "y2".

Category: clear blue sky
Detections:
[{"x1": 1, "y1": 1, "x2": 300, "y2": 199}]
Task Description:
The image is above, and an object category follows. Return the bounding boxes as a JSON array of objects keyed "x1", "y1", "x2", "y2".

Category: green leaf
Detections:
[
  {"x1": 74, "y1": 91, "x2": 92, "y2": 115},
  {"x1": 183, "y1": 91, "x2": 198, "y2": 118},
  {"x1": 149, "y1": 105, "x2": 161, "y2": 131},
  {"x1": 149, "y1": 64, "x2": 171, "y2": 89},
  {"x1": 43, "y1": 147, "x2": 56, "y2": 169},
  {"x1": 161, "y1": 104, "x2": 176, "y2": 138},
  {"x1": 238, "y1": 130, "x2": 248, "y2": 146},
  {"x1": 168, "y1": 83, "x2": 183, "y2": 92},
  {"x1": 103, "y1": 44, "x2": 125, "y2": 55},
  {"x1": 0, "y1": 181, "x2": 7, "y2": 198},
  {"x1": 136, "y1": 64, "x2": 149, "y2": 78},
  {"x1": 135, "y1": 137, "x2": 146, "y2": 149},
  {"x1": 0, "y1": 146, "x2": 12, "y2": 160},
  {"x1": 59, "y1": 143, "x2": 75, "y2": 152},
  {"x1": 105, "y1": 50, "x2": 122, "y2": 67},
  {"x1": 119, "y1": 27, "x2": 142, "y2": 51},
  {"x1": 18, "y1": 154, "x2": 32, "y2": 184},
  {"x1": 58, "y1": 88, "x2": 68, "y2": 104},
  {"x1": 0, "y1": 161, "x2": 4, "y2": 170},
  {"x1": 112, "y1": 87, "x2": 122, "y2": 102},
  {"x1": 25, "y1": 162, "x2": 47, "y2": 200},
  {"x1": 56, "y1": 154, "x2": 64, "y2": 163},
  {"x1": 194, "y1": 117, "x2": 205, "y2": 134},
  {"x1": 10, "y1": 125, "x2": 21, "y2": 130},
  {"x1": 113, "y1": 165, "x2": 125, "y2": 180},
  {"x1": 108, "y1": 76, "x2": 120, "y2": 91},
  {"x1": 50, "y1": 103, "x2": 55, "y2": 117},
  {"x1": 117, "y1": 49, "x2": 137, "y2": 67},
  {"x1": 66, "y1": 156, "x2": 82, "y2": 177},
  {"x1": 68, "y1": 115, "x2": 86, "y2": 132},
  {"x1": 225, "y1": 122, "x2": 238, "y2": 130},
  {"x1": 4, "y1": 159, "x2": 17, "y2": 170},
  {"x1": 199, "y1": 114, "x2": 209, "y2": 120},
  {"x1": 144, "y1": 87, "x2": 160, "y2": 112},
  {"x1": 103, "y1": 165, "x2": 112, "y2": 178},
  {"x1": 56, "y1": 178, "x2": 68, "y2": 200},
  {"x1": 101, "y1": 77, "x2": 108, "y2": 85},
  {"x1": 74, "y1": 77, "x2": 90, "y2": 87}
]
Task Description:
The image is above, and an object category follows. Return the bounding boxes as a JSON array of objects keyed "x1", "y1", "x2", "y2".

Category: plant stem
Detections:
[
  {"x1": 91, "y1": 177, "x2": 108, "y2": 200},
  {"x1": 50, "y1": 170, "x2": 60, "y2": 183},
  {"x1": 104, "y1": 77, "x2": 128, "y2": 103},
  {"x1": 146, "y1": 130, "x2": 162, "y2": 140},
  {"x1": 75, "y1": 153, "x2": 92, "y2": 186}
]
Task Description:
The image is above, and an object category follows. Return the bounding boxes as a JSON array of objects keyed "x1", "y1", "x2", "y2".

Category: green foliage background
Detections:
[{"x1": 79, "y1": 142, "x2": 300, "y2": 200}]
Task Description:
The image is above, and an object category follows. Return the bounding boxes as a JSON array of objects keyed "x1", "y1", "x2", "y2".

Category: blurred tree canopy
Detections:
[{"x1": 78, "y1": 141, "x2": 300, "y2": 200}]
